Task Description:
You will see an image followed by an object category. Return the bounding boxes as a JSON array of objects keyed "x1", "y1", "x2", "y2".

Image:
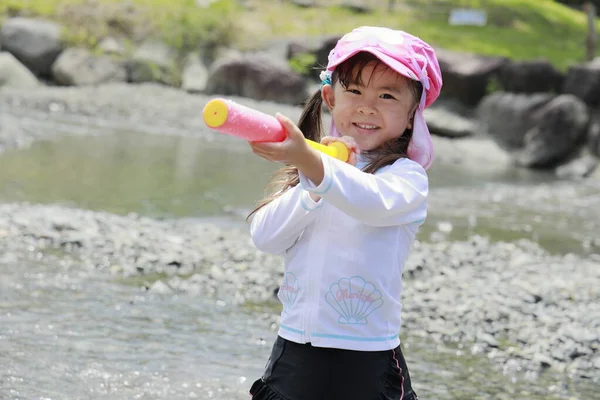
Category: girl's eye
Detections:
[
  {"x1": 380, "y1": 93, "x2": 396, "y2": 100},
  {"x1": 346, "y1": 89, "x2": 361, "y2": 95}
]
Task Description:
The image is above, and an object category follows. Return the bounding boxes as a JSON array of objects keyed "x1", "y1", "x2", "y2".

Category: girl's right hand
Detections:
[{"x1": 320, "y1": 136, "x2": 359, "y2": 166}]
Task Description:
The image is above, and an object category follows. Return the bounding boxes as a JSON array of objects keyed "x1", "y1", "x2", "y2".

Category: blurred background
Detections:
[{"x1": 0, "y1": 1, "x2": 599, "y2": 399}]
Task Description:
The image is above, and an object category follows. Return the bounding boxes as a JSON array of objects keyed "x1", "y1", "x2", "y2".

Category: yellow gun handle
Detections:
[{"x1": 306, "y1": 140, "x2": 350, "y2": 163}]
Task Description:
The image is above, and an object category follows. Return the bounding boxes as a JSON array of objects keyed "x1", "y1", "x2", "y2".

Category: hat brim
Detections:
[{"x1": 327, "y1": 46, "x2": 418, "y2": 84}]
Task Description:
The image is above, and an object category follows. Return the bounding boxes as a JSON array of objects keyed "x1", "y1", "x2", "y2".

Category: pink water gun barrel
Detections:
[{"x1": 202, "y1": 98, "x2": 349, "y2": 162}]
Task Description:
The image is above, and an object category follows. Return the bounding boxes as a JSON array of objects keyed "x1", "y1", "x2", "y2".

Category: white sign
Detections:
[
  {"x1": 448, "y1": 8, "x2": 488, "y2": 26},
  {"x1": 196, "y1": 0, "x2": 218, "y2": 7}
]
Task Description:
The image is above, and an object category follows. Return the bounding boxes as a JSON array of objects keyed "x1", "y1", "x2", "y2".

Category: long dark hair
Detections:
[{"x1": 247, "y1": 52, "x2": 422, "y2": 220}]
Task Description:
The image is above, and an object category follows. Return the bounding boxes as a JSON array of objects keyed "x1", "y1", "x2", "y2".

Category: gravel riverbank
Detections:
[
  {"x1": 1, "y1": 202, "x2": 598, "y2": 381},
  {"x1": 1, "y1": 83, "x2": 598, "y2": 383}
]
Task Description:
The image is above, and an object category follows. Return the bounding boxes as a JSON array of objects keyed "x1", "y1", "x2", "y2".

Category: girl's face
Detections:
[{"x1": 322, "y1": 62, "x2": 417, "y2": 152}]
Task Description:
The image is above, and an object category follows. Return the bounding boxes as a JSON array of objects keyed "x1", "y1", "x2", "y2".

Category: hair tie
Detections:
[{"x1": 319, "y1": 71, "x2": 331, "y2": 87}]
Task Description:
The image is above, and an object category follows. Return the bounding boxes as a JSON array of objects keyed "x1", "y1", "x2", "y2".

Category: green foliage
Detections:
[
  {"x1": 289, "y1": 52, "x2": 317, "y2": 76},
  {"x1": 486, "y1": 75, "x2": 502, "y2": 94},
  {"x1": 151, "y1": 0, "x2": 239, "y2": 54}
]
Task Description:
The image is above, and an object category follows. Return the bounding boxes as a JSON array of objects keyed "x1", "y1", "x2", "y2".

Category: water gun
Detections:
[{"x1": 202, "y1": 98, "x2": 349, "y2": 162}]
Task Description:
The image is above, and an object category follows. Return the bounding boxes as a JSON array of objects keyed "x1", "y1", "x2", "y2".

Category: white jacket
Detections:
[{"x1": 250, "y1": 153, "x2": 428, "y2": 351}]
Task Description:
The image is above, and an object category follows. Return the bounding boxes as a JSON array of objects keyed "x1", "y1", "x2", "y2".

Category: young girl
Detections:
[{"x1": 246, "y1": 26, "x2": 442, "y2": 400}]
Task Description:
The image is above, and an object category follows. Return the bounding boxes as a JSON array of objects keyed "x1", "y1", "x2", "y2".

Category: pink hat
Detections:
[{"x1": 322, "y1": 26, "x2": 443, "y2": 170}]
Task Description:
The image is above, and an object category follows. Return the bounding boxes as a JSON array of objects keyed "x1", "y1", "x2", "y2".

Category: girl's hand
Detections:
[
  {"x1": 320, "y1": 136, "x2": 360, "y2": 166},
  {"x1": 250, "y1": 114, "x2": 323, "y2": 202},
  {"x1": 249, "y1": 113, "x2": 313, "y2": 166}
]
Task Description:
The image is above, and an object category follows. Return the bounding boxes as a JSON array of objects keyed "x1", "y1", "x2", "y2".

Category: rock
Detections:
[
  {"x1": 435, "y1": 48, "x2": 508, "y2": 106},
  {"x1": 97, "y1": 37, "x2": 126, "y2": 56},
  {"x1": 497, "y1": 59, "x2": 564, "y2": 94},
  {"x1": 0, "y1": 52, "x2": 40, "y2": 89},
  {"x1": 478, "y1": 332, "x2": 499, "y2": 348},
  {"x1": 150, "y1": 280, "x2": 173, "y2": 294},
  {"x1": 181, "y1": 53, "x2": 209, "y2": 93},
  {"x1": 517, "y1": 94, "x2": 589, "y2": 168},
  {"x1": 424, "y1": 106, "x2": 476, "y2": 138},
  {"x1": 476, "y1": 92, "x2": 554, "y2": 150},
  {"x1": 127, "y1": 41, "x2": 179, "y2": 86},
  {"x1": 206, "y1": 52, "x2": 307, "y2": 105},
  {"x1": 562, "y1": 57, "x2": 600, "y2": 106},
  {"x1": 555, "y1": 154, "x2": 598, "y2": 180},
  {"x1": 51, "y1": 48, "x2": 127, "y2": 86},
  {"x1": 340, "y1": 1, "x2": 373, "y2": 13},
  {"x1": 290, "y1": 0, "x2": 316, "y2": 8},
  {"x1": 588, "y1": 108, "x2": 600, "y2": 157},
  {"x1": 512, "y1": 280, "x2": 543, "y2": 303},
  {"x1": 534, "y1": 353, "x2": 554, "y2": 368},
  {"x1": 0, "y1": 17, "x2": 63, "y2": 77}
]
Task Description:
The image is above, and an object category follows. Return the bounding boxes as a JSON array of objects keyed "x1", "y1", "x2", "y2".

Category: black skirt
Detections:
[{"x1": 249, "y1": 336, "x2": 418, "y2": 400}]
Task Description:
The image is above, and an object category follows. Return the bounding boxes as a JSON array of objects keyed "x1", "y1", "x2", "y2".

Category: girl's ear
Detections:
[
  {"x1": 321, "y1": 84, "x2": 335, "y2": 110},
  {"x1": 407, "y1": 105, "x2": 418, "y2": 130}
]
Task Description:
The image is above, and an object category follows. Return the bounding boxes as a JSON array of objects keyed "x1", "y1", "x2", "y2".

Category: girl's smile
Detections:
[{"x1": 353, "y1": 122, "x2": 380, "y2": 132}]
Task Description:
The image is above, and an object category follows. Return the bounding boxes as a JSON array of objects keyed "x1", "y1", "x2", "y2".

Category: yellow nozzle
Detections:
[
  {"x1": 306, "y1": 139, "x2": 350, "y2": 162},
  {"x1": 203, "y1": 99, "x2": 229, "y2": 128}
]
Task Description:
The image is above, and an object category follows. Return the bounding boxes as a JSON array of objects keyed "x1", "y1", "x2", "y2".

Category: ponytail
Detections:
[{"x1": 298, "y1": 90, "x2": 325, "y2": 142}]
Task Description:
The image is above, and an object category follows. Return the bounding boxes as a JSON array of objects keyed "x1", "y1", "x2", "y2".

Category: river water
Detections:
[{"x1": 0, "y1": 126, "x2": 598, "y2": 399}]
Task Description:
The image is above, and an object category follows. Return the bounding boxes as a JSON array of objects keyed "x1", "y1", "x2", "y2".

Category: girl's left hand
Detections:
[
  {"x1": 320, "y1": 135, "x2": 360, "y2": 166},
  {"x1": 249, "y1": 113, "x2": 313, "y2": 165}
]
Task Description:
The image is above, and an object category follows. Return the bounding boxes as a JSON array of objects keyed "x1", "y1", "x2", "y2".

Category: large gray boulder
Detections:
[
  {"x1": 436, "y1": 48, "x2": 508, "y2": 107},
  {"x1": 0, "y1": 17, "x2": 63, "y2": 77},
  {"x1": 206, "y1": 52, "x2": 307, "y2": 105},
  {"x1": 51, "y1": 48, "x2": 126, "y2": 86},
  {"x1": 562, "y1": 57, "x2": 600, "y2": 106},
  {"x1": 497, "y1": 59, "x2": 564, "y2": 94},
  {"x1": 476, "y1": 92, "x2": 554, "y2": 150},
  {"x1": 555, "y1": 154, "x2": 599, "y2": 180},
  {"x1": 0, "y1": 52, "x2": 40, "y2": 89},
  {"x1": 588, "y1": 109, "x2": 600, "y2": 157},
  {"x1": 518, "y1": 94, "x2": 589, "y2": 167},
  {"x1": 477, "y1": 92, "x2": 590, "y2": 168}
]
